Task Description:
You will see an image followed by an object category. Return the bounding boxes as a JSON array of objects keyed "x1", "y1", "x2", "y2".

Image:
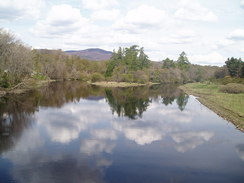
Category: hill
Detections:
[{"x1": 65, "y1": 48, "x2": 112, "y2": 61}]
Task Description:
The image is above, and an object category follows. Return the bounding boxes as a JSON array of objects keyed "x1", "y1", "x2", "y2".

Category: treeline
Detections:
[
  {"x1": 104, "y1": 47, "x2": 218, "y2": 84},
  {"x1": 0, "y1": 29, "x2": 222, "y2": 88},
  {"x1": 214, "y1": 57, "x2": 244, "y2": 79},
  {"x1": 0, "y1": 29, "x2": 106, "y2": 88}
]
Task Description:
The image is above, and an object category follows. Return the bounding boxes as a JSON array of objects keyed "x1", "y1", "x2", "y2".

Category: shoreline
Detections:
[
  {"x1": 0, "y1": 79, "x2": 55, "y2": 98},
  {"x1": 179, "y1": 83, "x2": 244, "y2": 132},
  {"x1": 0, "y1": 80, "x2": 160, "y2": 98},
  {"x1": 90, "y1": 81, "x2": 160, "y2": 87}
]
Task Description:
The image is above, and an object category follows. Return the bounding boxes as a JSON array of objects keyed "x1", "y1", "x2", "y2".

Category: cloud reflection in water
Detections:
[{"x1": 1, "y1": 82, "x2": 243, "y2": 183}]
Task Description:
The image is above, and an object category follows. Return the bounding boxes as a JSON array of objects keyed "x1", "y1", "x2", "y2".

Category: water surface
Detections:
[{"x1": 0, "y1": 81, "x2": 243, "y2": 183}]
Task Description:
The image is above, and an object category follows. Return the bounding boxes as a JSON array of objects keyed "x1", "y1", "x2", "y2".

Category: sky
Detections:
[{"x1": 0, "y1": 0, "x2": 244, "y2": 65}]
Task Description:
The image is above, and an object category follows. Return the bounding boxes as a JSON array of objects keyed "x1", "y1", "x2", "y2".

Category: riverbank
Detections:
[
  {"x1": 90, "y1": 81, "x2": 159, "y2": 87},
  {"x1": 0, "y1": 80, "x2": 159, "y2": 98},
  {"x1": 179, "y1": 82, "x2": 244, "y2": 131},
  {"x1": 0, "y1": 79, "x2": 55, "y2": 98}
]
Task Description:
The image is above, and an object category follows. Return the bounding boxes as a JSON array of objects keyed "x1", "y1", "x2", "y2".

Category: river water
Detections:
[{"x1": 0, "y1": 81, "x2": 243, "y2": 183}]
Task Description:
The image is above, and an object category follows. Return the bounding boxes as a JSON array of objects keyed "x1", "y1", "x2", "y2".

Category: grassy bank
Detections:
[
  {"x1": 180, "y1": 82, "x2": 244, "y2": 131},
  {"x1": 90, "y1": 81, "x2": 159, "y2": 87}
]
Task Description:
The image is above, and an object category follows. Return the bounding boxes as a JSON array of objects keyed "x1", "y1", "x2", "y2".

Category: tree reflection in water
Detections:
[
  {"x1": 105, "y1": 88, "x2": 151, "y2": 119},
  {"x1": 105, "y1": 84, "x2": 189, "y2": 119},
  {"x1": 0, "y1": 82, "x2": 189, "y2": 153},
  {"x1": 1, "y1": 81, "x2": 243, "y2": 183}
]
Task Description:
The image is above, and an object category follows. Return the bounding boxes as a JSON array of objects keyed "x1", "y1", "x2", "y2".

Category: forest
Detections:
[{"x1": 0, "y1": 29, "x2": 243, "y2": 89}]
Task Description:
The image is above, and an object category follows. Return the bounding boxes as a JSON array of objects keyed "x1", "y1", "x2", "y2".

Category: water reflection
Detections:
[
  {"x1": 172, "y1": 131, "x2": 214, "y2": 153},
  {"x1": 0, "y1": 81, "x2": 243, "y2": 183},
  {"x1": 0, "y1": 94, "x2": 35, "y2": 153},
  {"x1": 105, "y1": 84, "x2": 189, "y2": 119},
  {"x1": 236, "y1": 144, "x2": 244, "y2": 161},
  {"x1": 105, "y1": 88, "x2": 151, "y2": 119}
]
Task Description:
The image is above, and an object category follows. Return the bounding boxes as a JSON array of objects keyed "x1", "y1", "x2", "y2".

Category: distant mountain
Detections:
[{"x1": 65, "y1": 48, "x2": 112, "y2": 61}]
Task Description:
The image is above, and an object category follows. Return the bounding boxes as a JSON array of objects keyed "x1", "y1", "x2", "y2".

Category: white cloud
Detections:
[
  {"x1": 31, "y1": 4, "x2": 88, "y2": 38},
  {"x1": 241, "y1": 0, "x2": 244, "y2": 7},
  {"x1": 112, "y1": 118, "x2": 168, "y2": 145},
  {"x1": 190, "y1": 52, "x2": 226, "y2": 65},
  {"x1": 0, "y1": 0, "x2": 44, "y2": 20},
  {"x1": 4, "y1": 0, "x2": 240, "y2": 65},
  {"x1": 172, "y1": 131, "x2": 214, "y2": 153},
  {"x1": 80, "y1": 139, "x2": 115, "y2": 155},
  {"x1": 90, "y1": 129, "x2": 118, "y2": 140},
  {"x1": 36, "y1": 109, "x2": 89, "y2": 144},
  {"x1": 35, "y1": 99, "x2": 111, "y2": 144},
  {"x1": 216, "y1": 39, "x2": 235, "y2": 48},
  {"x1": 113, "y1": 5, "x2": 167, "y2": 32},
  {"x1": 2, "y1": 127, "x2": 44, "y2": 165},
  {"x1": 159, "y1": 109, "x2": 192, "y2": 123},
  {"x1": 228, "y1": 29, "x2": 244, "y2": 40},
  {"x1": 119, "y1": 126, "x2": 163, "y2": 145},
  {"x1": 82, "y1": 0, "x2": 118, "y2": 10},
  {"x1": 91, "y1": 9, "x2": 120, "y2": 21},
  {"x1": 160, "y1": 30, "x2": 197, "y2": 44},
  {"x1": 175, "y1": 0, "x2": 218, "y2": 22},
  {"x1": 236, "y1": 144, "x2": 244, "y2": 161}
]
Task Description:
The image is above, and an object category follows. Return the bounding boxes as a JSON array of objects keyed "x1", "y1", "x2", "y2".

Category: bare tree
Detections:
[{"x1": 0, "y1": 29, "x2": 33, "y2": 87}]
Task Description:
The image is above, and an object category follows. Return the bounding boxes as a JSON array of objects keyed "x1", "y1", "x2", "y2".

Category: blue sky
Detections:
[{"x1": 0, "y1": 0, "x2": 244, "y2": 65}]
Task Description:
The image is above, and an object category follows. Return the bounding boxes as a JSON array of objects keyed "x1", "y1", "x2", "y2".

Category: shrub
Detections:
[
  {"x1": 79, "y1": 72, "x2": 90, "y2": 81},
  {"x1": 133, "y1": 70, "x2": 149, "y2": 84},
  {"x1": 220, "y1": 83, "x2": 244, "y2": 94},
  {"x1": 91, "y1": 72, "x2": 104, "y2": 82},
  {"x1": 218, "y1": 76, "x2": 244, "y2": 85},
  {"x1": 121, "y1": 74, "x2": 133, "y2": 82},
  {"x1": 214, "y1": 66, "x2": 228, "y2": 79},
  {"x1": 0, "y1": 72, "x2": 10, "y2": 88}
]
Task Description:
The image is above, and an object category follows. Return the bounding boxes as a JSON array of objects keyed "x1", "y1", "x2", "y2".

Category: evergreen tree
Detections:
[
  {"x1": 225, "y1": 57, "x2": 243, "y2": 77},
  {"x1": 162, "y1": 58, "x2": 175, "y2": 69},
  {"x1": 105, "y1": 45, "x2": 150, "y2": 77},
  {"x1": 177, "y1": 51, "x2": 190, "y2": 70}
]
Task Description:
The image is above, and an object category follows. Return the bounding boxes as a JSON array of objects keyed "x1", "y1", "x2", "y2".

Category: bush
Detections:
[
  {"x1": 214, "y1": 66, "x2": 228, "y2": 79},
  {"x1": 121, "y1": 74, "x2": 133, "y2": 82},
  {"x1": 91, "y1": 72, "x2": 104, "y2": 82},
  {"x1": 217, "y1": 76, "x2": 244, "y2": 85},
  {"x1": 0, "y1": 72, "x2": 10, "y2": 88},
  {"x1": 31, "y1": 72, "x2": 46, "y2": 80},
  {"x1": 220, "y1": 83, "x2": 244, "y2": 94},
  {"x1": 133, "y1": 70, "x2": 149, "y2": 84},
  {"x1": 79, "y1": 72, "x2": 90, "y2": 81}
]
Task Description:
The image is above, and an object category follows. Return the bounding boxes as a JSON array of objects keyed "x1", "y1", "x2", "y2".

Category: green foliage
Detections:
[
  {"x1": 177, "y1": 51, "x2": 190, "y2": 70},
  {"x1": 0, "y1": 71, "x2": 10, "y2": 88},
  {"x1": 225, "y1": 57, "x2": 243, "y2": 77},
  {"x1": 176, "y1": 94, "x2": 189, "y2": 111},
  {"x1": 31, "y1": 72, "x2": 46, "y2": 80},
  {"x1": 220, "y1": 83, "x2": 244, "y2": 94},
  {"x1": 121, "y1": 74, "x2": 133, "y2": 83},
  {"x1": 0, "y1": 28, "x2": 228, "y2": 88},
  {"x1": 215, "y1": 76, "x2": 244, "y2": 85},
  {"x1": 91, "y1": 72, "x2": 104, "y2": 82},
  {"x1": 105, "y1": 45, "x2": 150, "y2": 77},
  {"x1": 181, "y1": 82, "x2": 244, "y2": 130},
  {"x1": 162, "y1": 58, "x2": 175, "y2": 69},
  {"x1": 241, "y1": 63, "x2": 244, "y2": 78}
]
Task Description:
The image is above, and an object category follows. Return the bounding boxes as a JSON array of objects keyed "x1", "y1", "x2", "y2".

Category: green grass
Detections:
[{"x1": 180, "y1": 82, "x2": 244, "y2": 131}]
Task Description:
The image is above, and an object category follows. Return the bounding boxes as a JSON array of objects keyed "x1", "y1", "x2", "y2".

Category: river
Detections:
[{"x1": 0, "y1": 81, "x2": 243, "y2": 183}]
